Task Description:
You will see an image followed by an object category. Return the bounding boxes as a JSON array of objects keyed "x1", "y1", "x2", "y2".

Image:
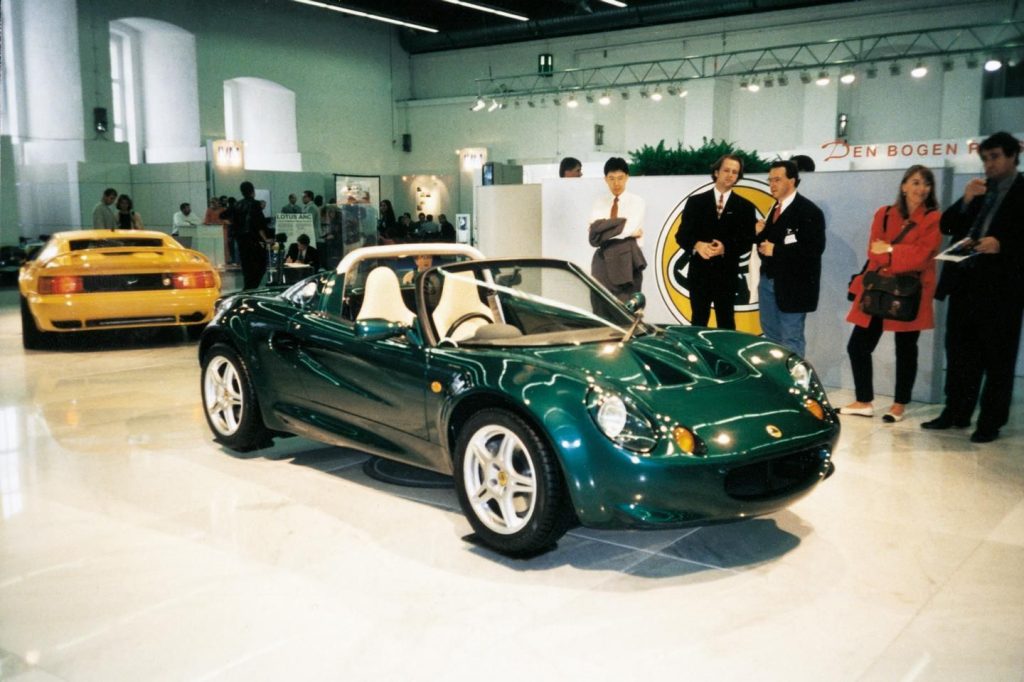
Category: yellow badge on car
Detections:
[
  {"x1": 430, "y1": 381, "x2": 443, "y2": 393},
  {"x1": 765, "y1": 424, "x2": 783, "y2": 438}
]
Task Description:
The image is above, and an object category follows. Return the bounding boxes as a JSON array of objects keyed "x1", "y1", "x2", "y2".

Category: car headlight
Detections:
[
  {"x1": 787, "y1": 355, "x2": 812, "y2": 391},
  {"x1": 586, "y1": 387, "x2": 657, "y2": 452}
]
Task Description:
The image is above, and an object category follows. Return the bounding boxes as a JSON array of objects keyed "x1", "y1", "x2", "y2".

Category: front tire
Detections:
[
  {"x1": 201, "y1": 343, "x2": 271, "y2": 450},
  {"x1": 454, "y1": 409, "x2": 574, "y2": 556}
]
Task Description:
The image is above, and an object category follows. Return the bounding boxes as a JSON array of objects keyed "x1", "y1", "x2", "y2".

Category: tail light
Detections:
[
  {"x1": 171, "y1": 271, "x2": 217, "y2": 289},
  {"x1": 38, "y1": 275, "x2": 84, "y2": 294}
]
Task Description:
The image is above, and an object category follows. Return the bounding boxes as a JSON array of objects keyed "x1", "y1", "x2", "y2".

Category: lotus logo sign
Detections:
[{"x1": 654, "y1": 179, "x2": 775, "y2": 335}]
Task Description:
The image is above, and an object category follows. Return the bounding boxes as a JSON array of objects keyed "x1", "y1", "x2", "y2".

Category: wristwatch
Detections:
[{"x1": 887, "y1": 245, "x2": 894, "y2": 253}]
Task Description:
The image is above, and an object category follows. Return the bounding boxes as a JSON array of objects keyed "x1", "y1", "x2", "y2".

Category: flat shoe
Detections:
[
  {"x1": 882, "y1": 411, "x2": 904, "y2": 423},
  {"x1": 839, "y1": 405, "x2": 873, "y2": 417}
]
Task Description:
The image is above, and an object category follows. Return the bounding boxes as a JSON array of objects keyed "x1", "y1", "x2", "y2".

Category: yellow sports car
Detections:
[{"x1": 19, "y1": 229, "x2": 221, "y2": 349}]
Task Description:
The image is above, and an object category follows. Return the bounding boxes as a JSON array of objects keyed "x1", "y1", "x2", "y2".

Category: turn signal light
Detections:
[
  {"x1": 38, "y1": 275, "x2": 84, "y2": 295},
  {"x1": 804, "y1": 398, "x2": 826, "y2": 420},
  {"x1": 672, "y1": 425, "x2": 696, "y2": 454},
  {"x1": 171, "y1": 271, "x2": 216, "y2": 289}
]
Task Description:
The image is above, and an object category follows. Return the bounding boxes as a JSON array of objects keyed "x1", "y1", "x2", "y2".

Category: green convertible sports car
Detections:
[{"x1": 199, "y1": 244, "x2": 838, "y2": 556}]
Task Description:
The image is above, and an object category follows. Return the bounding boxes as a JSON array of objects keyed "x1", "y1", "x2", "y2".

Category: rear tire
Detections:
[
  {"x1": 454, "y1": 409, "x2": 574, "y2": 556},
  {"x1": 20, "y1": 295, "x2": 51, "y2": 350},
  {"x1": 201, "y1": 343, "x2": 271, "y2": 451}
]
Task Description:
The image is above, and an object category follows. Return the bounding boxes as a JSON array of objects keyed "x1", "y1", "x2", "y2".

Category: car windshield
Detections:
[
  {"x1": 426, "y1": 260, "x2": 645, "y2": 347},
  {"x1": 68, "y1": 238, "x2": 167, "y2": 250}
]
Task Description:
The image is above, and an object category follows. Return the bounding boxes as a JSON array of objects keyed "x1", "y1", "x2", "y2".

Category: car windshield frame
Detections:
[{"x1": 419, "y1": 257, "x2": 647, "y2": 348}]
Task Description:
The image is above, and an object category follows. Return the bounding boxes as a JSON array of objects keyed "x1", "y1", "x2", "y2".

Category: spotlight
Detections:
[
  {"x1": 942, "y1": 59, "x2": 955, "y2": 72},
  {"x1": 527, "y1": 99, "x2": 536, "y2": 108},
  {"x1": 567, "y1": 95, "x2": 579, "y2": 108},
  {"x1": 487, "y1": 99, "x2": 499, "y2": 112},
  {"x1": 678, "y1": 80, "x2": 689, "y2": 96},
  {"x1": 553, "y1": 96, "x2": 562, "y2": 106},
  {"x1": 966, "y1": 55, "x2": 979, "y2": 69},
  {"x1": 471, "y1": 98, "x2": 486, "y2": 111},
  {"x1": 620, "y1": 90, "x2": 630, "y2": 100},
  {"x1": 599, "y1": 92, "x2": 611, "y2": 105},
  {"x1": 777, "y1": 74, "x2": 789, "y2": 86},
  {"x1": 815, "y1": 70, "x2": 830, "y2": 86},
  {"x1": 585, "y1": 93, "x2": 595, "y2": 104},
  {"x1": 911, "y1": 62, "x2": 928, "y2": 78},
  {"x1": 800, "y1": 71, "x2": 812, "y2": 84},
  {"x1": 866, "y1": 65, "x2": 878, "y2": 79},
  {"x1": 984, "y1": 58, "x2": 1002, "y2": 72},
  {"x1": 747, "y1": 79, "x2": 760, "y2": 92},
  {"x1": 667, "y1": 86, "x2": 679, "y2": 96},
  {"x1": 763, "y1": 75, "x2": 775, "y2": 88},
  {"x1": 650, "y1": 88, "x2": 663, "y2": 101},
  {"x1": 840, "y1": 70, "x2": 855, "y2": 84},
  {"x1": 640, "y1": 90, "x2": 650, "y2": 99},
  {"x1": 739, "y1": 77, "x2": 750, "y2": 90},
  {"x1": 889, "y1": 62, "x2": 901, "y2": 76}
]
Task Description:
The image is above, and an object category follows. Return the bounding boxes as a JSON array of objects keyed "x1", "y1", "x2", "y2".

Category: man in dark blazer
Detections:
[
  {"x1": 676, "y1": 154, "x2": 757, "y2": 329},
  {"x1": 754, "y1": 160, "x2": 826, "y2": 356},
  {"x1": 923, "y1": 131, "x2": 1024, "y2": 443}
]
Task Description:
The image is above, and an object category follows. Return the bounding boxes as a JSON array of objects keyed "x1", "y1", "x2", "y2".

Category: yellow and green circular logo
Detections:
[{"x1": 654, "y1": 179, "x2": 774, "y2": 335}]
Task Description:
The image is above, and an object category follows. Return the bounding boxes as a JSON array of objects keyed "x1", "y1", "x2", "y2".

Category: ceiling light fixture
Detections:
[
  {"x1": 911, "y1": 61, "x2": 928, "y2": 78},
  {"x1": 585, "y1": 93, "x2": 595, "y2": 104},
  {"x1": 620, "y1": 90, "x2": 630, "y2": 100},
  {"x1": 747, "y1": 79, "x2": 760, "y2": 92},
  {"x1": 815, "y1": 70, "x2": 830, "y2": 86},
  {"x1": 840, "y1": 70, "x2": 856, "y2": 84},
  {"x1": 763, "y1": 75, "x2": 775, "y2": 88},
  {"x1": 471, "y1": 98, "x2": 486, "y2": 111},
  {"x1": 441, "y1": 0, "x2": 528, "y2": 22},
  {"x1": 291, "y1": 0, "x2": 438, "y2": 32},
  {"x1": 866, "y1": 65, "x2": 878, "y2": 79},
  {"x1": 487, "y1": 99, "x2": 499, "y2": 112},
  {"x1": 942, "y1": 59, "x2": 955, "y2": 72},
  {"x1": 889, "y1": 62, "x2": 901, "y2": 76},
  {"x1": 777, "y1": 74, "x2": 789, "y2": 86},
  {"x1": 567, "y1": 95, "x2": 579, "y2": 108},
  {"x1": 984, "y1": 58, "x2": 1002, "y2": 71},
  {"x1": 800, "y1": 71, "x2": 812, "y2": 84},
  {"x1": 599, "y1": 0, "x2": 628, "y2": 7},
  {"x1": 599, "y1": 92, "x2": 612, "y2": 105},
  {"x1": 650, "y1": 88, "x2": 663, "y2": 101}
]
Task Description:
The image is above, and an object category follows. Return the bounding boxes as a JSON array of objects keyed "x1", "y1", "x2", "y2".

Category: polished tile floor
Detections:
[{"x1": 1, "y1": 285, "x2": 1022, "y2": 681}]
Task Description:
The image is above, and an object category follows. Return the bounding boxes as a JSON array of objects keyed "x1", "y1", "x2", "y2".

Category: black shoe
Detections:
[
  {"x1": 921, "y1": 414, "x2": 970, "y2": 430},
  {"x1": 970, "y1": 429, "x2": 999, "y2": 443}
]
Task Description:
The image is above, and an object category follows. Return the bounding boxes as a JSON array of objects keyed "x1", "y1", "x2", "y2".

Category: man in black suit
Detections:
[
  {"x1": 285, "y1": 233, "x2": 319, "y2": 270},
  {"x1": 754, "y1": 160, "x2": 826, "y2": 356},
  {"x1": 923, "y1": 131, "x2": 1024, "y2": 443},
  {"x1": 676, "y1": 154, "x2": 757, "y2": 329}
]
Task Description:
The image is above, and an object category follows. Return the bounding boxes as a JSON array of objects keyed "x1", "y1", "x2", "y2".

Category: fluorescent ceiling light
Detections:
[
  {"x1": 291, "y1": 0, "x2": 438, "y2": 32},
  {"x1": 600, "y1": 0, "x2": 628, "y2": 7},
  {"x1": 442, "y1": 0, "x2": 529, "y2": 21}
]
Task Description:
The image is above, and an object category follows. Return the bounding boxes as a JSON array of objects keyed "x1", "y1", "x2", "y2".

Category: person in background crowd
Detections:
[
  {"x1": 285, "y1": 233, "x2": 319, "y2": 270},
  {"x1": 588, "y1": 156, "x2": 646, "y2": 301},
  {"x1": 923, "y1": 131, "x2": 1024, "y2": 443},
  {"x1": 301, "y1": 190, "x2": 321, "y2": 237},
  {"x1": 227, "y1": 181, "x2": 273, "y2": 289},
  {"x1": 115, "y1": 194, "x2": 144, "y2": 230},
  {"x1": 675, "y1": 153, "x2": 757, "y2": 329},
  {"x1": 753, "y1": 160, "x2": 826, "y2": 356},
  {"x1": 172, "y1": 202, "x2": 201, "y2": 236},
  {"x1": 377, "y1": 199, "x2": 399, "y2": 243},
  {"x1": 202, "y1": 197, "x2": 223, "y2": 224},
  {"x1": 280, "y1": 194, "x2": 302, "y2": 214},
  {"x1": 401, "y1": 254, "x2": 434, "y2": 285},
  {"x1": 439, "y1": 214, "x2": 456, "y2": 242},
  {"x1": 841, "y1": 165, "x2": 942, "y2": 422},
  {"x1": 92, "y1": 188, "x2": 117, "y2": 229},
  {"x1": 419, "y1": 214, "x2": 440, "y2": 238},
  {"x1": 559, "y1": 157, "x2": 583, "y2": 178}
]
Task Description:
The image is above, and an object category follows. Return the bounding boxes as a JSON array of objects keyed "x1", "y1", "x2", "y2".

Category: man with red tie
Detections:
[
  {"x1": 588, "y1": 157, "x2": 646, "y2": 301},
  {"x1": 675, "y1": 154, "x2": 757, "y2": 329},
  {"x1": 754, "y1": 160, "x2": 827, "y2": 356}
]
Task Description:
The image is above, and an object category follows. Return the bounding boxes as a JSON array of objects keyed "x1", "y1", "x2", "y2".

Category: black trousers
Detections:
[
  {"x1": 847, "y1": 315, "x2": 920, "y2": 404},
  {"x1": 943, "y1": 293, "x2": 1024, "y2": 431},
  {"x1": 239, "y1": 238, "x2": 267, "y2": 289},
  {"x1": 689, "y1": 271, "x2": 736, "y2": 329}
]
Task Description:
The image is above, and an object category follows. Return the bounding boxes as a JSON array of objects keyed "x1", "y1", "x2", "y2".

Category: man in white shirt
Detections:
[
  {"x1": 589, "y1": 157, "x2": 647, "y2": 302},
  {"x1": 172, "y1": 202, "x2": 201, "y2": 236},
  {"x1": 92, "y1": 188, "x2": 117, "y2": 229}
]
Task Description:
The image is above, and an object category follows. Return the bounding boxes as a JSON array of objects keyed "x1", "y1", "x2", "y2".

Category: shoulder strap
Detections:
[{"x1": 886, "y1": 206, "x2": 917, "y2": 245}]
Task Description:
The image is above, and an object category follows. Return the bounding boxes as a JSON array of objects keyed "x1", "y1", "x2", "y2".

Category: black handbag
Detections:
[{"x1": 860, "y1": 270, "x2": 922, "y2": 321}]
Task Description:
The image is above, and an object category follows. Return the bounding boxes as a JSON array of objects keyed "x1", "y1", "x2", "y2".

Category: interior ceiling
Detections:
[{"x1": 317, "y1": 0, "x2": 858, "y2": 54}]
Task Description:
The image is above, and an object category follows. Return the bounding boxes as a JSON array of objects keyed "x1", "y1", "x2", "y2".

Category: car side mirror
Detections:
[
  {"x1": 355, "y1": 318, "x2": 409, "y2": 341},
  {"x1": 624, "y1": 292, "x2": 646, "y2": 314}
]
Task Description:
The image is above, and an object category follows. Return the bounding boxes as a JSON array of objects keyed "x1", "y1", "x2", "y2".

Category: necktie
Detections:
[
  {"x1": 772, "y1": 202, "x2": 782, "y2": 223},
  {"x1": 969, "y1": 189, "x2": 999, "y2": 239},
  {"x1": 611, "y1": 196, "x2": 619, "y2": 219},
  {"x1": 716, "y1": 193, "x2": 724, "y2": 218}
]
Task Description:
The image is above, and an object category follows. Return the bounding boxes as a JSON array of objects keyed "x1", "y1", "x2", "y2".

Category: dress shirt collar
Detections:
[
  {"x1": 775, "y1": 191, "x2": 798, "y2": 216},
  {"x1": 713, "y1": 188, "x2": 732, "y2": 206}
]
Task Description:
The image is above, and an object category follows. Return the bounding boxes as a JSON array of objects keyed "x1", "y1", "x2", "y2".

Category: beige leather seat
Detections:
[
  {"x1": 432, "y1": 272, "x2": 493, "y2": 341},
  {"x1": 356, "y1": 266, "x2": 415, "y2": 326}
]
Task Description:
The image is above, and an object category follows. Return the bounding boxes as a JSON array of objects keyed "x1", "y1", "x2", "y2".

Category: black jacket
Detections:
[
  {"x1": 936, "y1": 173, "x2": 1024, "y2": 306},
  {"x1": 755, "y1": 192, "x2": 827, "y2": 313},
  {"x1": 676, "y1": 188, "x2": 756, "y2": 280}
]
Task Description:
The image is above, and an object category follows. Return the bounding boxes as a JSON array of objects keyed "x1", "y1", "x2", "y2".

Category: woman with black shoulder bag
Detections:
[{"x1": 840, "y1": 165, "x2": 942, "y2": 422}]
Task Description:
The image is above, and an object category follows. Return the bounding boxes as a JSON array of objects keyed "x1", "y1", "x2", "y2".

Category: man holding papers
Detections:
[{"x1": 924, "y1": 132, "x2": 1024, "y2": 443}]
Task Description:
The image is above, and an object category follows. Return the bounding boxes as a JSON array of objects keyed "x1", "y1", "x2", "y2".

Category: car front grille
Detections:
[{"x1": 724, "y1": 448, "x2": 832, "y2": 501}]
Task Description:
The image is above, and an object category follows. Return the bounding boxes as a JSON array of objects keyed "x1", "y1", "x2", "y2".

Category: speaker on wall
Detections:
[
  {"x1": 93, "y1": 107, "x2": 108, "y2": 133},
  {"x1": 402, "y1": 133, "x2": 412, "y2": 152}
]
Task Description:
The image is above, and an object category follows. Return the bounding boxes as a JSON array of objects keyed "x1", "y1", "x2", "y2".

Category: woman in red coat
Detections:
[{"x1": 840, "y1": 165, "x2": 942, "y2": 422}]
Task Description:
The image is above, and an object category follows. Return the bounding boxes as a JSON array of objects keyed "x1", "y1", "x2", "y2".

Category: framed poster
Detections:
[{"x1": 332, "y1": 174, "x2": 380, "y2": 254}]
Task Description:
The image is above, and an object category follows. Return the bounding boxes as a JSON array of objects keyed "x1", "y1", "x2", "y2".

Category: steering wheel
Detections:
[{"x1": 445, "y1": 312, "x2": 492, "y2": 339}]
